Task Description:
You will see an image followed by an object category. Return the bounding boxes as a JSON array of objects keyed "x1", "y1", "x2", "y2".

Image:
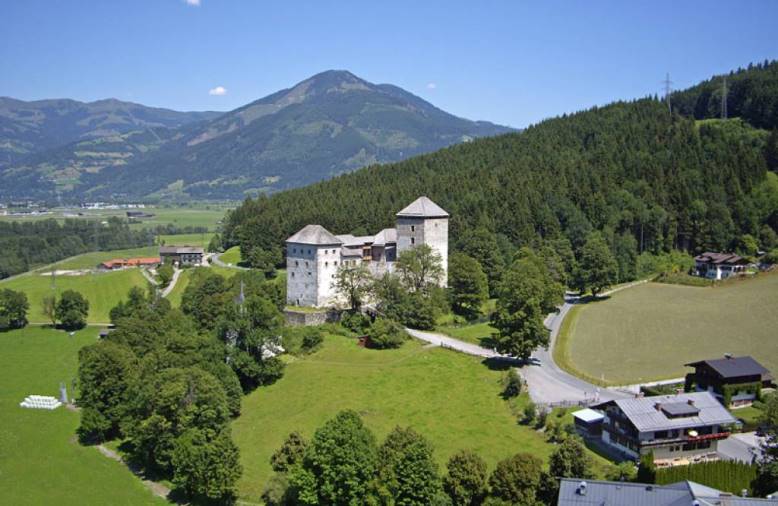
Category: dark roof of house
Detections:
[
  {"x1": 557, "y1": 478, "x2": 778, "y2": 505},
  {"x1": 286, "y1": 225, "x2": 342, "y2": 245},
  {"x1": 396, "y1": 196, "x2": 449, "y2": 218},
  {"x1": 686, "y1": 356, "x2": 771, "y2": 379},
  {"x1": 694, "y1": 251, "x2": 748, "y2": 265}
]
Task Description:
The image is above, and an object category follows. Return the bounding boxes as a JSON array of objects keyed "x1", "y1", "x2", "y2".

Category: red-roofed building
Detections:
[{"x1": 99, "y1": 257, "x2": 161, "y2": 270}]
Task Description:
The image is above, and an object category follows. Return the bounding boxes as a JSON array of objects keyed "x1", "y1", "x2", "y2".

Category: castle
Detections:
[{"x1": 286, "y1": 196, "x2": 449, "y2": 307}]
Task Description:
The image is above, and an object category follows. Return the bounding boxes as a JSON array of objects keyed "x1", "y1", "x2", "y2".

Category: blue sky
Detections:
[{"x1": 1, "y1": 1, "x2": 777, "y2": 128}]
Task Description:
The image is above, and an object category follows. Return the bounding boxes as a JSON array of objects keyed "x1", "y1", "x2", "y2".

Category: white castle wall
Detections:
[{"x1": 396, "y1": 216, "x2": 448, "y2": 287}]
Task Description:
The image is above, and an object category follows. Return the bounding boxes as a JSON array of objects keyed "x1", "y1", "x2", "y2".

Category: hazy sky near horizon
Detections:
[{"x1": 2, "y1": 1, "x2": 777, "y2": 128}]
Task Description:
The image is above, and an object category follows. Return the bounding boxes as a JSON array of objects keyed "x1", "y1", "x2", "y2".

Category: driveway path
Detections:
[
  {"x1": 211, "y1": 252, "x2": 248, "y2": 270},
  {"x1": 404, "y1": 328, "x2": 503, "y2": 358},
  {"x1": 160, "y1": 267, "x2": 182, "y2": 298},
  {"x1": 408, "y1": 280, "x2": 650, "y2": 407}
]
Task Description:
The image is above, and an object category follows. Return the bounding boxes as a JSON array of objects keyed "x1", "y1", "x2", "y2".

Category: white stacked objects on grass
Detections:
[{"x1": 20, "y1": 395, "x2": 62, "y2": 410}]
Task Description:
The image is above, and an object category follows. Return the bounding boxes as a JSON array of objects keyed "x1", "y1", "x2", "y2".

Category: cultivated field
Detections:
[
  {"x1": 0, "y1": 327, "x2": 165, "y2": 505},
  {"x1": 0, "y1": 204, "x2": 231, "y2": 231},
  {"x1": 233, "y1": 334, "x2": 575, "y2": 500},
  {"x1": 561, "y1": 274, "x2": 778, "y2": 385},
  {"x1": 1, "y1": 268, "x2": 147, "y2": 323},
  {"x1": 158, "y1": 232, "x2": 214, "y2": 248}
]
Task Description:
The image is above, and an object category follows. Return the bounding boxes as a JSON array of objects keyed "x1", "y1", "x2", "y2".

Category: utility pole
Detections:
[
  {"x1": 721, "y1": 77, "x2": 728, "y2": 119},
  {"x1": 662, "y1": 73, "x2": 673, "y2": 113}
]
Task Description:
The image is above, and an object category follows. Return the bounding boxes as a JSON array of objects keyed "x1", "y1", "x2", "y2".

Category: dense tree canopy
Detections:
[
  {"x1": 0, "y1": 288, "x2": 29, "y2": 330},
  {"x1": 0, "y1": 217, "x2": 154, "y2": 279},
  {"x1": 223, "y1": 64, "x2": 778, "y2": 282},
  {"x1": 55, "y1": 289, "x2": 89, "y2": 329}
]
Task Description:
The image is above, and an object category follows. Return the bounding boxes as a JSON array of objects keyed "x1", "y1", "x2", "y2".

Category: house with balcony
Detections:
[
  {"x1": 593, "y1": 391, "x2": 736, "y2": 465},
  {"x1": 693, "y1": 251, "x2": 749, "y2": 280},
  {"x1": 685, "y1": 355, "x2": 774, "y2": 407}
]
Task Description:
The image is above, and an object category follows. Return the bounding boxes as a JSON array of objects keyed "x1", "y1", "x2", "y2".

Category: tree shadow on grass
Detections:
[
  {"x1": 481, "y1": 356, "x2": 524, "y2": 371},
  {"x1": 575, "y1": 294, "x2": 612, "y2": 305}
]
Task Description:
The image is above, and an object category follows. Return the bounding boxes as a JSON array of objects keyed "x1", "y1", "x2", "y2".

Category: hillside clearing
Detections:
[
  {"x1": 231, "y1": 334, "x2": 605, "y2": 500},
  {"x1": 562, "y1": 274, "x2": 778, "y2": 385},
  {"x1": 0, "y1": 327, "x2": 166, "y2": 505}
]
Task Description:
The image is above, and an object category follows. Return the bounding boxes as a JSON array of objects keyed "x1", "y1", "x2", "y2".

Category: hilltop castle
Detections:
[{"x1": 286, "y1": 196, "x2": 449, "y2": 307}]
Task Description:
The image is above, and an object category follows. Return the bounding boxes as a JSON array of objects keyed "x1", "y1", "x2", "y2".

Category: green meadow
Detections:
[
  {"x1": 558, "y1": 273, "x2": 778, "y2": 385},
  {"x1": 1, "y1": 269, "x2": 148, "y2": 323},
  {"x1": 0, "y1": 326, "x2": 165, "y2": 505},
  {"x1": 232, "y1": 334, "x2": 603, "y2": 500}
]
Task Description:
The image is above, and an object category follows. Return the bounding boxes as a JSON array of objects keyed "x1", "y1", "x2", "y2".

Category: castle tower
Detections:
[
  {"x1": 395, "y1": 196, "x2": 449, "y2": 286},
  {"x1": 285, "y1": 225, "x2": 343, "y2": 307}
]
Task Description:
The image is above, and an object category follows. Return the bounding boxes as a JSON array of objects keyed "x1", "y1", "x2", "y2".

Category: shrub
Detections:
[
  {"x1": 522, "y1": 402, "x2": 537, "y2": 425},
  {"x1": 656, "y1": 460, "x2": 757, "y2": 496},
  {"x1": 341, "y1": 311, "x2": 371, "y2": 334},
  {"x1": 369, "y1": 318, "x2": 408, "y2": 349},
  {"x1": 535, "y1": 408, "x2": 548, "y2": 429},
  {"x1": 501, "y1": 370, "x2": 522, "y2": 399},
  {"x1": 301, "y1": 328, "x2": 324, "y2": 353}
]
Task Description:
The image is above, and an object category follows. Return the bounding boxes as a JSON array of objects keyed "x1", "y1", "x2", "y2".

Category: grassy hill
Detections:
[
  {"x1": 232, "y1": 333, "x2": 607, "y2": 499},
  {"x1": 558, "y1": 273, "x2": 778, "y2": 385},
  {"x1": 0, "y1": 326, "x2": 166, "y2": 505}
]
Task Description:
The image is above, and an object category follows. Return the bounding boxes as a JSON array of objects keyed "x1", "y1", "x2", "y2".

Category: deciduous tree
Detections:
[
  {"x1": 449, "y1": 253, "x2": 488, "y2": 320},
  {"x1": 444, "y1": 449, "x2": 488, "y2": 506},
  {"x1": 55, "y1": 289, "x2": 89, "y2": 329},
  {"x1": 378, "y1": 426, "x2": 442, "y2": 505}
]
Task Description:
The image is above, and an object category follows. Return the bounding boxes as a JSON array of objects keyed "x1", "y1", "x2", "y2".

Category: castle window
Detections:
[
  {"x1": 325, "y1": 261, "x2": 329, "y2": 267},
  {"x1": 292, "y1": 248, "x2": 296, "y2": 253},
  {"x1": 411, "y1": 237, "x2": 415, "y2": 245},
  {"x1": 334, "y1": 261, "x2": 338, "y2": 266},
  {"x1": 308, "y1": 249, "x2": 312, "y2": 255},
  {"x1": 308, "y1": 271, "x2": 312, "y2": 276},
  {"x1": 291, "y1": 272, "x2": 295, "y2": 278},
  {"x1": 411, "y1": 225, "x2": 415, "y2": 232},
  {"x1": 295, "y1": 260, "x2": 299, "y2": 267},
  {"x1": 305, "y1": 261, "x2": 309, "y2": 268}
]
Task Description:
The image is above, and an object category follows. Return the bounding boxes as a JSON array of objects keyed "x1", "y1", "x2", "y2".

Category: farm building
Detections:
[
  {"x1": 693, "y1": 252, "x2": 749, "y2": 280},
  {"x1": 98, "y1": 257, "x2": 160, "y2": 270},
  {"x1": 159, "y1": 246, "x2": 204, "y2": 266},
  {"x1": 685, "y1": 355, "x2": 774, "y2": 407},
  {"x1": 592, "y1": 392, "x2": 736, "y2": 465}
]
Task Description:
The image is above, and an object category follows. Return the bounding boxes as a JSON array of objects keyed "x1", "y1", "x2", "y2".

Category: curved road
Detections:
[
  {"x1": 408, "y1": 281, "x2": 651, "y2": 406},
  {"x1": 211, "y1": 252, "x2": 248, "y2": 270}
]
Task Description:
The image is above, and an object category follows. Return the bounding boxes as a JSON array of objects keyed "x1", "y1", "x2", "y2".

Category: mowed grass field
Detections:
[
  {"x1": 219, "y1": 246, "x2": 242, "y2": 265},
  {"x1": 1, "y1": 269, "x2": 148, "y2": 323},
  {"x1": 0, "y1": 205, "x2": 231, "y2": 231},
  {"x1": 0, "y1": 327, "x2": 165, "y2": 505},
  {"x1": 233, "y1": 334, "x2": 568, "y2": 500},
  {"x1": 562, "y1": 273, "x2": 778, "y2": 385},
  {"x1": 159, "y1": 232, "x2": 214, "y2": 248}
]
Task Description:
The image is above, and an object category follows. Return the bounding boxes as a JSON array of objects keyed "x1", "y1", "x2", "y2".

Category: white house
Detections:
[{"x1": 286, "y1": 196, "x2": 449, "y2": 308}]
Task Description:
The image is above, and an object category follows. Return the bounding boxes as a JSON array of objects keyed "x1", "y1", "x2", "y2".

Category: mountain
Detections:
[
  {"x1": 0, "y1": 71, "x2": 513, "y2": 201},
  {"x1": 0, "y1": 97, "x2": 221, "y2": 168},
  {"x1": 223, "y1": 61, "x2": 778, "y2": 273}
]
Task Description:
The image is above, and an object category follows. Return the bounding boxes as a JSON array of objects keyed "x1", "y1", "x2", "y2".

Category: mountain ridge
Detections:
[{"x1": 0, "y1": 70, "x2": 513, "y2": 201}]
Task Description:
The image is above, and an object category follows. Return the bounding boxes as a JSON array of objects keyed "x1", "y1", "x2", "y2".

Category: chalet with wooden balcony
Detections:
[{"x1": 593, "y1": 392, "x2": 736, "y2": 464}]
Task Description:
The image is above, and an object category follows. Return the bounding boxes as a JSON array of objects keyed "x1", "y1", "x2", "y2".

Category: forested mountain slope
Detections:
[
  {"x1": 223, "y1": 62, "x2": 778, "y2": 270},
  {"x1": 77, "y1": 70, "x2": 512, "y2": 200},
  {"x1": 0, "y1": 97, "x2": 220, "y2": 167},
  {"x1": 0, "y1": 71, "x2": 512, "y2": 201}
]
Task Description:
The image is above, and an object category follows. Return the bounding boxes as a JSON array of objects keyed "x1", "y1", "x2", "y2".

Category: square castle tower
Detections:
[{"x1": 285, "y1": 196, "x2": 449, "y2": 307}]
